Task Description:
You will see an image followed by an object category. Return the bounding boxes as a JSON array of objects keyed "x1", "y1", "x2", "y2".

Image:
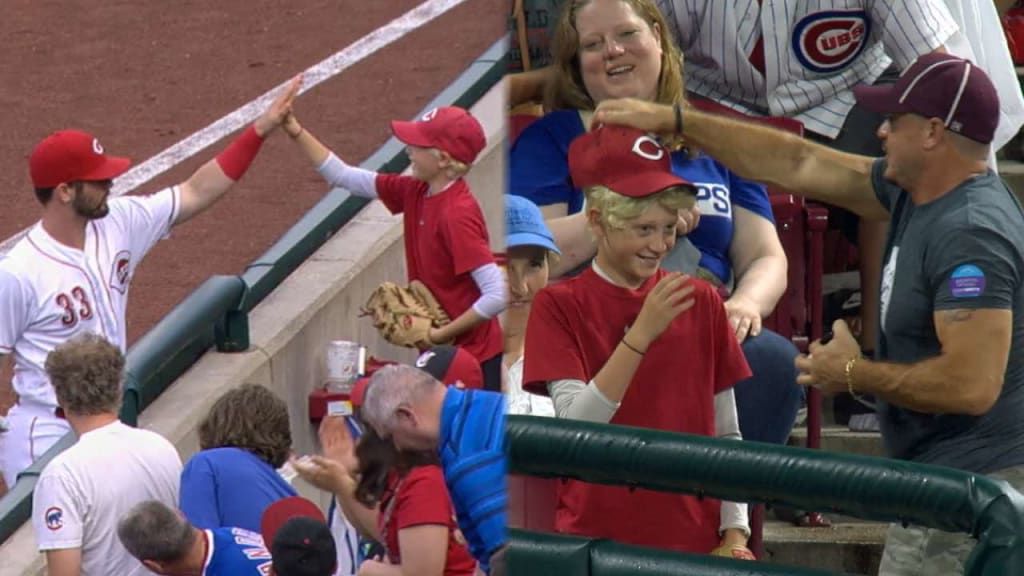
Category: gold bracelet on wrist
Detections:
[{"x1": 845, "y1": 356, "x2": 861, "y2": 396}]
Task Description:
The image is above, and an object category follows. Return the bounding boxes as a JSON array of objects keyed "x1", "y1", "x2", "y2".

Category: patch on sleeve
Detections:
[
  {"x1": 950, "y1": 264, "x2": 986, "y2": 298},
  {"x1": 44, "y1": 507, "x2": 64, "y2": 531}
]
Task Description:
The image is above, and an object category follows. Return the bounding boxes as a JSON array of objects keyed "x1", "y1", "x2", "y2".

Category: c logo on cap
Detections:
[
  {"x1": 415, "y1": 350, "x2": 436, "y2": 367},
  {"x1": 631, "y1": 135, "x2": 664, "y2": 161},
  {"x1": 421, "y1": 108, "x2": 438, "y2": 122},
  {"x1": 92, "y1": 139, "x2": 104, "y2": 155}
]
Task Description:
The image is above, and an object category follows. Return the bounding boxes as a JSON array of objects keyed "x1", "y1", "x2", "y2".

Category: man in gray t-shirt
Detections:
[
  {"x1": 872, "y1": 159, "x2": 1024, "y2": 474},
  {"x1": 587, "y1": 51, "x2": 1024, "y2": 575}
]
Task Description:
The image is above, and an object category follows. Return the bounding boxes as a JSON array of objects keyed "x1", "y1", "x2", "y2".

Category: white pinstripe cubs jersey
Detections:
[
  {"x1": 657, "y1": 0, "x2": 958, "y2": 138},
  {"x1": 0, "y1": 187, "x2": 179, "y2": 408}
]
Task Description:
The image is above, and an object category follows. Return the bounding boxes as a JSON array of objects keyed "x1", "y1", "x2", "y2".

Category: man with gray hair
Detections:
[
  {"x1": 361, "y1": 363, "x2": 507, "y2": 574},
  {"x1": 31, "y1": 333, "x2": 181, "y2": 576},
  {"x1": 117, "y1": 500, "x2": 272, "y2": 575}
]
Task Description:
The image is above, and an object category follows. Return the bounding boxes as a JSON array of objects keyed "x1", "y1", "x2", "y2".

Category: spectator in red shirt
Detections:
[{"x1": 293, "y1": 386, "x2": 476, "y2": 576}]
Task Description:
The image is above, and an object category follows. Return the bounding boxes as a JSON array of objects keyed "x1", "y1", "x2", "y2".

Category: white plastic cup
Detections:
[{"x1": 325, "y1": 340, "x2": 362, "y2": 393}]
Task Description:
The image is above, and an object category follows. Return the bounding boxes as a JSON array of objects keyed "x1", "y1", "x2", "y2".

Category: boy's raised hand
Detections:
[{"x1": 254, "y1": 74, "x2": 304, "y2": 137}]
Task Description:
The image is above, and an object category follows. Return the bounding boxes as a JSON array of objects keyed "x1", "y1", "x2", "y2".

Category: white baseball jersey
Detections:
[
  {"x1": 0, "y1": 187, "x2": 179, "y2": 408},
  {"x1": 657, "y1": 0, "x2": 958, "y2": 138},
  {"x1": 32, "y1": 420, "x2": 182, "y2": 576}
]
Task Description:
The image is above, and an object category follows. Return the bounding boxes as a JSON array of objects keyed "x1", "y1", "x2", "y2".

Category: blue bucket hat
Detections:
[{"x1": 506, "y1": 195, "x2": 560, "y2": 254}]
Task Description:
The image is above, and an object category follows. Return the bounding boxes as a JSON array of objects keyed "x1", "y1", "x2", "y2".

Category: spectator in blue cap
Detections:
[{"x1": 503, "y1": 195, "x2": 559, "y2": 417}]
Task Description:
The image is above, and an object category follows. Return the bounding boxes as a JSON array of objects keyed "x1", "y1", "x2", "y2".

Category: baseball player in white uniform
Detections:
[
  {"x1": 32, "y1": 333, "x2": 182, "y2": 576},
  {"x1": 0, "y1": 75, "x2": 301, "y2": 489}
]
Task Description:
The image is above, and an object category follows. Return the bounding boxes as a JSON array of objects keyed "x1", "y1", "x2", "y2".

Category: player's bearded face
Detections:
[
  {"x1": 596, "y1": 204, "x2": 677, "y2": 287},
  {"x1": 575, "y1": 0, "x2": 664, "y2": 105},
  {"x1": 71, "y1": 180, "x2": 112, "y2": 219}
]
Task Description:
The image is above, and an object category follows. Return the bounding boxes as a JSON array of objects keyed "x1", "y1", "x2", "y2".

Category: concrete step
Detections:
[
  {"x1": 789, "y1": 425, "x2": 885, "y2": 459},
  {"x1": 762, "y1": 518, "x2": 886, "y2": 575},
  {"x1": 768, "y1": 426, "x2": 888, "y2": 574}
]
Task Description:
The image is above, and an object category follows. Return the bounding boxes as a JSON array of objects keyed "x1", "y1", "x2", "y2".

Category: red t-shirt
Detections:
[
  {"x1": 522, "y1": 268, "x2": 752, "y2": 554},
  {"x1": 377, "y1": 465, "x2": 477, "y2": 575},
  {"x1": 375, "y1": 174, "x2": 502, "y2": 363}
]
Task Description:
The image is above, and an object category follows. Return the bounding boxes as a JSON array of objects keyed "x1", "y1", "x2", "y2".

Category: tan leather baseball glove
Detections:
[{"x1": 361, "y1": 280, "x2": 452, "y2": 350}]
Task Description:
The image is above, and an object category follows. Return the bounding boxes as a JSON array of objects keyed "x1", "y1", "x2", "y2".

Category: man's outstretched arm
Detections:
[{"x1": 593, "y1": 98, "x2": 890, "y2": 221}]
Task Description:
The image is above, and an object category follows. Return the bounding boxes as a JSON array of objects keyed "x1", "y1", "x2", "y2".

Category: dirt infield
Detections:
[{"x1": 0, "y1": 0, "x2": 503, "y2": 486}]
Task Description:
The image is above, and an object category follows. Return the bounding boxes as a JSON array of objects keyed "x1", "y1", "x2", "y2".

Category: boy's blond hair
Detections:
[
  {"x1": 431, "y1": 148, "x2": 471, "y2": 177},
  {"x1": 585, "y1": 184, "x2": 696, "y2": 230}
]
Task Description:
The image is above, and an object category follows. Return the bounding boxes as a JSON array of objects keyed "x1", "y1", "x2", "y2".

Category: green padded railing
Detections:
[
  {"x1": 0, "y1": 36, "x2": 508, "y2": 547},
  {"x1": 119, "y1": 275, "x2": 247, "y2": 426},
  {"x1": 508, "y1": 415, "x2": 1024, "y2": 576},
  {"x1": 509, "y1": 529, "x2": 834, "y2": 576}
]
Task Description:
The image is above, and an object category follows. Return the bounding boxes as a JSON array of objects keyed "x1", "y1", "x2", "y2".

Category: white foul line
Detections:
[{"x1": 0, "y1": 0, "x2": 468, "y2": 255}]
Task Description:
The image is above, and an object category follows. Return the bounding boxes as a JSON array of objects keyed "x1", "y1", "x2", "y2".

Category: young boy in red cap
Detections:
[
  {"x1": 283, "y1": 108, "x2": 505, "y2": 392},
  {"x1": 522, "y1": 125, "x2": 754, "y2": 558}
]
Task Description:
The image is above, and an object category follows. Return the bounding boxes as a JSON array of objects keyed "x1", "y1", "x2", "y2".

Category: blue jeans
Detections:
[{"x1": 733, "y1": 329, "x2": 803, "y2": 445}]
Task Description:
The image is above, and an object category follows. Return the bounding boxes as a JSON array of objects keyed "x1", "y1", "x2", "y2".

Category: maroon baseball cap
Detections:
[
  {"x1": 29, "y1": 130, "x2": 132, "y2": 188},
  {"x1": 414, "y1": 345, "x2": 483, "y2": 390},
  {"x1": 391, "y1": 106, "x2": 486, "y2": 164},
  {"x1": 568, "y1": 125, "x2": 694, "y2": 197},
  {"x1": 853, "y1": 53, "x2": 1000, "y2": 145},
  {"x1": 260, "y1": 497, "x2": 335, "y2": 576}
]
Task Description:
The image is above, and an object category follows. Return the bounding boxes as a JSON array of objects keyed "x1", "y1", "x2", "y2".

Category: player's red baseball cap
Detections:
[
  {"x1": 391, "y1": 106, "x2": 486, "y2": 165},
  {"x1": 260, "y1": 497, "x2": 336, "y2": 576},
  {"x1": 568, "y1": 125, "x2": 694, "y2": 198},
  {"x1": 29, "y1": 130, "x2": 132, "y2": 189},
  {"x1": 414, "y1": 345, "x2": 483, "y2": 390},
  {"x1": 853, "y1": 53, "x2": 999, "y2": 145}
]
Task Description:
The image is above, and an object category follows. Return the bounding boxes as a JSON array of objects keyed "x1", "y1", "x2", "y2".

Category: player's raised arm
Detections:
[
  {"x1": 593, "y1": 98, "x2": 888, "y2": 221},
  {"x1": 280, "y1": 112, "x2": 379, "y2": 199},
  {"x1": 173, "y1": 74, "x2": 303, "y2": 226}
]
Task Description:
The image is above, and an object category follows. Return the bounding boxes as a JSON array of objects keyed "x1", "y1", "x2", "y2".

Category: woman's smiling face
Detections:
[{"x1": 575, "y1": 0, "x2": 664, "y2": 105}]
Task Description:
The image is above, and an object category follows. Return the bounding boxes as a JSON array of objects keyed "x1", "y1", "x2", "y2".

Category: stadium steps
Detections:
[{"x1": 757, "y1": 423, "x2": 887, "y2": 574}]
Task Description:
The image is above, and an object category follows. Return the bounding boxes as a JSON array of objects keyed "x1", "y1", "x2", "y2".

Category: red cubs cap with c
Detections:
[
  {"x1": 568, "y1": 125, "x2": 694, "y2": 197},
  {"x1": 390, "y1": 106, "x2": 486, "y2": 165},
  {"x1": 29, "y1": 130, "x2": 132, "y2": 188},
  {"x1": 853, "y1": 52, "x2": 1000, "y2": 145},
  {"x1": 414, "y1": 345, "x2": 483, "y2": 390}
]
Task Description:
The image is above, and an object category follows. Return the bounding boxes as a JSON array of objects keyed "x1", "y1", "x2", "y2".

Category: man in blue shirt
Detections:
[
  {"x1": 360, "y1": 364, "x2": 507, "y2": 574},
  {"x1": 117, "y1": 500, "x2": 272, "y2": 575}
]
